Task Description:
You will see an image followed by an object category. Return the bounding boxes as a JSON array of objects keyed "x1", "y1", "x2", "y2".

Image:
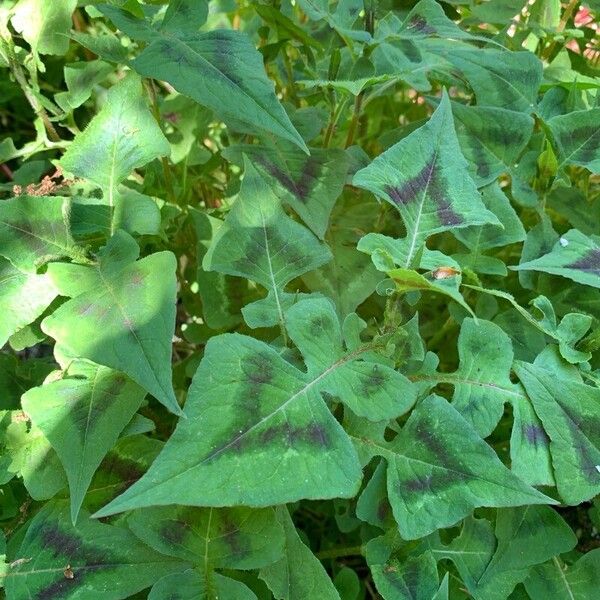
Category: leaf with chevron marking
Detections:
[
  {"x1": 354, "y1": 395, "x2": 555, "y2": 539},
  {"x1": 514, "y1": 360, "x2": 600, "y2": 504},
  {"x1": 513, "y1": 229, "x2": 600, "y2": 289},
  {"x1": 22, "y1": 361, "x2": 146, "y2": 524},
  {"x1": 3, "y1": 501, "x2": 188, "y2": 599},
  {"x1": 204, "y1": 158, "x2": 331, "y2": 330},
  {"x1": 41, "y1": 232, "x2": 181, "y2": 416},
  {"x1": 353, "y1": 92, "x2": 498, "y2": 268},
  {"x1": 93, "y1": 297, "x2": 416, "y2": 516}
]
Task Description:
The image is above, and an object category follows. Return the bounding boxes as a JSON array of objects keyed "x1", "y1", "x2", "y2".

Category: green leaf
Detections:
[
  {"x1": 149, "y1": 570, "x2": 258, "y2": 600},
  {"x1": 259, "y1": 507, "x2": 341, "y2": 600},
  {"x1": 221, "y1": 144, "x2": 350, "y2": 239},
  {"x1": 513, "y1": 361, "x2": 600, "y2": 504},
  {"x1": 41, "y1": 232, "x2": 181, "y2": 416},
  {"x1": 514, "y1": 229, "x2": 600, "y2": 289},
  {"x1": 21, "y1": 362, "x2": 146, "y2": 524},
  {"x1": 11, "y1": 0, "x2": 77, "y2": 55},
  {"x1": 0, "y1": 195, "x2": 83, "y2": 274},
  {"x1": 94, "y1": 297, "x2": 415, "y2": 516},
  {"x1": 59, "y1": 73, "x2": 170, "y2": 222},
  {"x1": 353, "y1": 91, "x2": 499, "y2": 267},
  {"x1": 94, "y1": 296, "x2": 415, "y2": 516},
  {"x1": 524, "y1": 550, "x2": 600, "y2": 600},
  {"x1": 160, "y1": 0, "x2": 208, "y2": 35},
  {"x1": 204, "y1": 158, "x2": 332, "y2": 330},
  {"x1": 127, "y1": 505, "x2": 284, "y2": 568},
  {"x1": 546, "y1": 108, "x2": 600, "y2": 172},
  {"x1": 3, "y1": 502, "x2": 188, "y2": 599},
  {"x1": 98, "y1": 6, "x2": 306, "y2": 152},
  {"x1": 55, "y1": 60, "x2": 113, "y2": 113},
  {"x1": 356, "y1": 395, "x2": 555, "y2": 539},
  {"x1": 366, "y1": 531, "x2": 439, "y2": 600},
  {"x1": 0, "y1": 258, "x2": 58, "y2": 347},
  {"x1": 451, "y1": 104, "x2": 534, "y2": 186}
]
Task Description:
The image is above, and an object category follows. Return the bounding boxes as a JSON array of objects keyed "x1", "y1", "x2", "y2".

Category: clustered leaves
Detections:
[{"x1": 0, "y1": 0, "x2": 599, "y2": 599}]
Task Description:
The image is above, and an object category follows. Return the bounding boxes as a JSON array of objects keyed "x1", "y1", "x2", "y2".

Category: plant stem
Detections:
[
  {"x1": 146, "y1": 79, "x2": 176, "y2": 203},
  {"x1": 0, "y1": 37, "x2": 60, "y2": 142},
  {"x1": 345, "y1": 91, "x2": 364, "y2": 148},
  {"x1": 316, "y1": 545, "x2": 364, "y2": 560}
]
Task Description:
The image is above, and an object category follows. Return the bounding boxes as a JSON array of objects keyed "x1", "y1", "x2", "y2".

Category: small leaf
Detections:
[{"x1": 22, "y1": 362, "x2": 146, "y2": 524}]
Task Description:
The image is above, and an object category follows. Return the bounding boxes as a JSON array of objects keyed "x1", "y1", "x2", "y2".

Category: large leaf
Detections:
[
  {"x1": 59, "y1": 73, "x2": 170, "y2": 225},
  {"x1": 204, "y1": 158, "x2": 332, "y2": 330},
  {"x1": 42, "y1": 232, "x2": 181, "y2": 416},
  {"x1": 513, "y1": 361, "x2": 600, "y2": 504},
  {"x1": 98, "y1": 5, "x2": 306, "y2": 151},
  {"x1": 222, "y1": 144, "x2": 350, "y2": 239},
  {"x1": 259, "y1": 507, "x2": 340, "y2": 600},
  {"x1": 514, "y1": 229, "x2": 600, "y2": 289},
  {"x1": 94, "y1": 297, "x2": 416, "y2": 516},
  {"x1": 0, "y1": 195, "x2": 83, "y2": 274},
  {"x1": 22, "y1": 362, "x2": 146, "y2": 524},
  {"x1": 0, "y1": 258, "x2": 58, "y2": 347},
  {"x1": 356, "y1": 395, "x2": 555, "y2": 539},
  {"x1": 353, "y1": 91, "x2": 498, "y2": 267},
  {"x1": 3, "y1": 502, "x2": 188, "y2": 599}
]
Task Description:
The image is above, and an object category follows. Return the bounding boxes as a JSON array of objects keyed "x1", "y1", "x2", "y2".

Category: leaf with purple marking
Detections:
[
  {"x1": 546, "y1": 108, "x2": 600, "y2": 173},
  {"x1": 222, "y1": 144, "x2": 350, "y2": 239},
  {"x1": 149, "y1": 569, "x2": 258, "y2": 600},
  {"x1": 513, "y1": 229, "x2": 600, "y2": 290},
  {"x1": 98, "y1": 5, "x2": 306, "y2": 152},
  {"x1": 94, "y1": 297, "x2": 415, "y2": 516},
  {"x1": 22, "y1": 361, "x2": 146, "y2": 524},
  {"x1": 3, "y1": 501, "x2": 188, "y2": 600},
  {"x1": 204, "y1": 158, "x2": 331, "y2": 330},
  {"x1": 354, "y1": 395, "x2": 555, "y2": 540},
  {"x1": 0, "y1": 258, "x2": 58, "y2": 348},
  {"x1": 513, "y1": 360, "x2": 600, "y2": 504},
  {"x1": 41, "y1": 232, "x2": 181, "y2": 416},
  {"x1": 0, "y1": 195, "x2": 84, "y2": 274},
  {"x1": 366, "y1": 530, "x2": 439, "y2": 600},
  {"x1": 353, "y1": 92, "x2": 498, "y2": 268},
  {"x1": 259, "y1": 507, "x2": 341, "y2": 600},
  {"x1": 127, "y1": 505, "x2": 284, "y2": 569}
]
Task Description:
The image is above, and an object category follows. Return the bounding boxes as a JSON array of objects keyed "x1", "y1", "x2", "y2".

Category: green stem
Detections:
[
  {"x1": 146, "y1": 79, "x2": 176, "y2": 203},
  {"x1": 345, "y1": 91, "x2": 364, "y2": 148},
  {"x1": 316, "y1": 545, "x2": 364, "y2": 560},
  {"x1": 0, "y1": 36, "x2": 60, "y2": 142}
]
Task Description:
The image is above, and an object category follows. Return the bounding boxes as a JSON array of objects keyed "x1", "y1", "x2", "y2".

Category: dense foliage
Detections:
[{"x1": 1, "y1": 0, "x2": 600, "y2": 598}]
